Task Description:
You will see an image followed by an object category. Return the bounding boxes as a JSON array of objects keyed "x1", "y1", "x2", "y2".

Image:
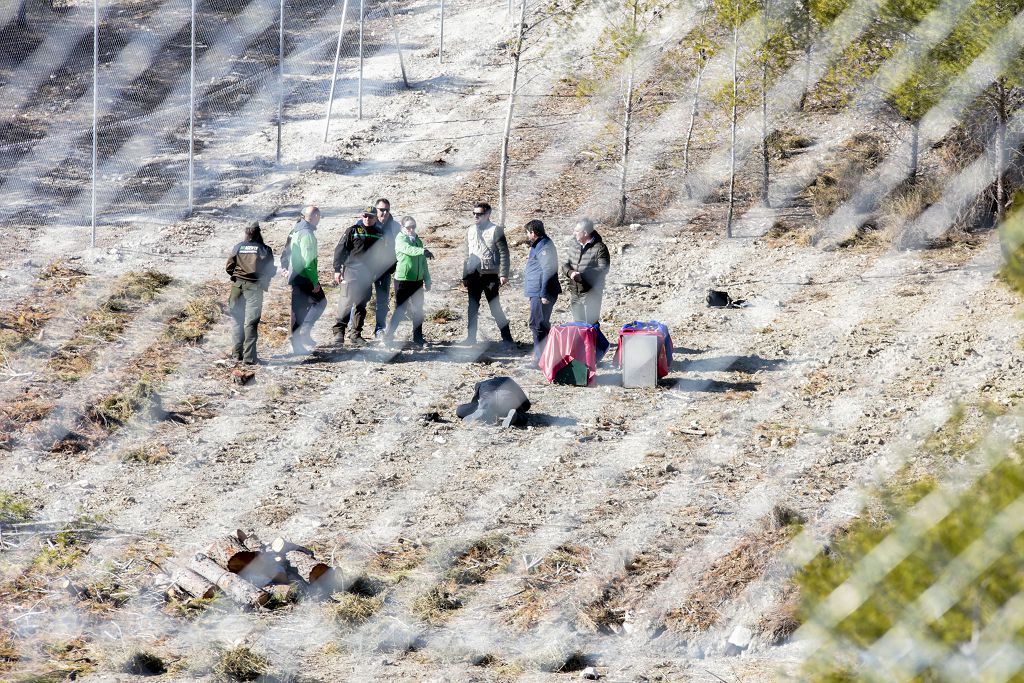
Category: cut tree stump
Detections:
[
  {"x1": 270, "y1": 537, "x2": 314, "y2": 556},
  {"x1": 240, "y1": 553, "x2": 289, "y2": 587},
  {"x1": 281, "y1": 550, "x2": 331, "y2": 586},
  {"x1": 151, "y1": 558, "x2": 217, "y2": 600},
  {"x1": 189, "y1": 553, "x2": 269, "y2": 607},
  {"x1": 205, "y1": 536, "x2": 258, "y2": 573},
  {"x1": 235, "y1": 529, "x2": 265, "y2": 552}
]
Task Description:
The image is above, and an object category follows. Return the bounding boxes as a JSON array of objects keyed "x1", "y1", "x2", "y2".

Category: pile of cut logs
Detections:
[{"x1": 151, "y1": 530, "x2": 338, "y2": 608}]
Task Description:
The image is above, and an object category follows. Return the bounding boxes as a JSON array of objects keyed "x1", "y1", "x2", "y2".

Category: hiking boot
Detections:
[
  {"x1": 459, "y1": 336, "x2": 477, "y2": 347},
  {"x1": 348, "y1": 336, "x2": 366, "y2": 348},
  {"x1": 333, "y1": 334, "x2": 345, "y2": 347}
]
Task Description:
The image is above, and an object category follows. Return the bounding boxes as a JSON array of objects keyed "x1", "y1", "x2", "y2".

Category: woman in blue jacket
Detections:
[{"x1": 523, "y1": 219, "x2": 561, "y2": 364}]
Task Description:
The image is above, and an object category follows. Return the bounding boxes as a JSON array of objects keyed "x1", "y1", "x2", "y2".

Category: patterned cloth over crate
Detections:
[
  {"x1": 539, "y1": 322, "x2": 610, "y2": 386},
  {"x1": 613, "y1": 320, "x2": 673, "y2": 378}
]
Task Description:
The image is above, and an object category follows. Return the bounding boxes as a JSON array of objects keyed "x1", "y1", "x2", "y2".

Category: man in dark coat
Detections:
[
  {"x1": 332, "y1": 206, "x2": 384, "y2": 346},
  {"x1": 522, "y1": 219, "x2": 561, "y2": 364},
  {"x1": 372, "y1": 197, "x2": 401, "y2": 338},
  {"x1": 226, "y1": 222, "x2": 276, "y2": 364},
  {"x1": 562, "y1": 217, "x2": 611, "y2": 325}
]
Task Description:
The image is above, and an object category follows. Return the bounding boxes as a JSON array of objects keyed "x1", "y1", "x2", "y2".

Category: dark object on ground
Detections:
[
  {"x1": 706, "y1": 289, "x2": 746, "y2": 308},
  {"x1": 456, "y1": 377, "x2": 530, "y2": 427}
]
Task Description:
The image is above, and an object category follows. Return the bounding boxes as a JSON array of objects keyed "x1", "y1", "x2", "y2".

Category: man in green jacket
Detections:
[
  {"x1": 384, "y1": 215, "x2": 432, "y2": 348},
  {"x1": 281, "y1": 205, "x2": 326, "y2": 354}
]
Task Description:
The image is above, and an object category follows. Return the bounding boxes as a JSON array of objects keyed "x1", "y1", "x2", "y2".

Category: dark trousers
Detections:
[
  {"x1": 385, "y1": 279, "x2": 425, "y2": 342},
  {"x1": 373, "y1": 272, "x2": 392, "y2": 334},
  {"x1": 528, "y1": 296, "x2": 555, "y2": 364},
  {"x1": 332, "y1": 274, "x2": 373, "y2": 340},
  {"x1": 464, "y1": 271, "x2": 510, "y2": 342},
  {"x1": 229, "y1": 280, "x2": 264, "y2": 363},
  {"x1": 290, "y1": 282, "x2": 326, "y2": 340}
]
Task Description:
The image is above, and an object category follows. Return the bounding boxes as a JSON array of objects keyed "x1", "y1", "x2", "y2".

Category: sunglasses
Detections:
[
  {"x1": 377, "y1": 207, "x2": 390, "y2": 213},
  {"x1": 362, "y1": 213, "x2": 376, "y2": 218},
  {"x1": 473, "y1": 211, "x2": 487, "y2": 217}
]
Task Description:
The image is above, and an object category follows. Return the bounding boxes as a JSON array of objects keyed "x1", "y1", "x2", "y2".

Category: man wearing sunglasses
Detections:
[
  {"x1": 372, "y1": 198, "x2": 401, "y2": 339},
  {"x1": 332, "y1": 206, "x2": 384, "y2": 346},
  {"x1": 462, "y1": 201, "x2": 514, "y2": 348}
]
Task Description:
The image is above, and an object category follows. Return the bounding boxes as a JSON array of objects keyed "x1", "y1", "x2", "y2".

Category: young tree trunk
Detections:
[
  {"x1": 760, "y1": 37, "x2": 770, "y2": 205},
  {"x1": 996, "y1": 77, "x2": 1008, "y2": 224},
  {"x1": 616, "y1": 60, "x2": 635, "y2": 226},
  {"x1": 909, "y1": 118, "x2": 920, "y2": 181},
  {"x1": 682, "y1": 52, "x2": 705, "y2": 200},
  {"x1": 498, "y1": 0, "x2": 528, "y2": 227},
  {"x1": 799, "y1": 0, "x2": 812, "y2": 111},
  {"x1": 726, "y1": 23, "x2": 739, "y2": 238},
  {"x1": 760, "y1": 0, "x2": 772, "y2": 207}
]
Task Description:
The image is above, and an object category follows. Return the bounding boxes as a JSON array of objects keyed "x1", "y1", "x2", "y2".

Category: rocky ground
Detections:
[{"x1": 1, "y1": 0, "x2": 1022, "y2": 681}]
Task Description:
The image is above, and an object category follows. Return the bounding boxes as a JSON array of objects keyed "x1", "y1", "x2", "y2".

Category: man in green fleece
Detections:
[
  {"x1": 280, "y1": 205, "x2": 326, "y2": 354},
  {"x1": 384, "y1": 215, "x2": 432, "y2": 348}
]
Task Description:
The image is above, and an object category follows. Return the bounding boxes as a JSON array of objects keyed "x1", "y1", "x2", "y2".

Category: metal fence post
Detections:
[
  {"x1": 188, "y1": 0, "x2": 196, "y2": 212},
  {"x1": 323, "y1": 0, "x2": 350, "y2": 142},
  {"x1": 277, "y1": 0, "x2": 284, "y2": 163},
  {"x1": 383, "y1": 1, "x2": 407, "y2": 88},
  {"x1": 439, "y1": 0, "x2": 444, "y2": 64},
  {"x1": 357, "y1": 0, "x2": 363, "y2": 120},
  {"x1": 91, "y1": 0, "x2": 98, "y2": 245}
]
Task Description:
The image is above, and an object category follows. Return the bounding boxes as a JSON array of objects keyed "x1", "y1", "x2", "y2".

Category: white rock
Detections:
[{"x1": 728, "y1": 625, "x2": 753, "y2": 649}]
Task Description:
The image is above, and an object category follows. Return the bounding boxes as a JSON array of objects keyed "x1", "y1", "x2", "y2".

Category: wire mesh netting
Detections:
[{"x1": 0, "y1": 0, "x2": 411, "y2": 231}]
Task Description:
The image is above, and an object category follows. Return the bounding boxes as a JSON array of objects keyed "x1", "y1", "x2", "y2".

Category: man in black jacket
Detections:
[
  {"x1": 562, "y1": 217, "x2": 611, "y2": 325},
  {"x1": 372, "y1": 198, "x2": 401, "y2": 338},
  {"x1": 226, "y1": 222, "x2": 277, "y2": 364},
  {"x1": 332, "y1": 206, "x2": 385, "y2": 346}
]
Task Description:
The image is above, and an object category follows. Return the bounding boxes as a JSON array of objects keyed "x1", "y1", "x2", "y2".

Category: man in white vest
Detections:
[{"x1": 461, "y1": 201, "x2": 515, "y2": 348}]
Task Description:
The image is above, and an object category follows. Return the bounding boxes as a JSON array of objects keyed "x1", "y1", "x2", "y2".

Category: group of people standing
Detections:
[{"x1": 224, "y1": 199, "x2": 611, "y2": 366}]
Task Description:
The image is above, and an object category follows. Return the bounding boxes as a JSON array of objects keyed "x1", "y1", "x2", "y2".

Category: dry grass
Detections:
[
  {"x1": 413, "y1": 534, "x2": 512, "y2": 624},
  {"x1": 166, "y1": 284, "x2": 224, "y2": 343},
  {"x1": 0, "y1": 260, "x2": 86, "y2": 357},
  {"x1": 214, "y1": 645, "x2": 271, "y2": 682},
  {"x1": 119, "y1": 443, "x2": 171, "y2": 465},
  {"x1": 330, "y1": 592, "x2": 384, "y2": 625},
  {"x1": 754, "y1": 582, "x2": 801, "y2": 645},
  {"x1": 0, "y1": 630, "x2": 18, "y2": 673},
  {"x1": 430, "y1": 306, "x2": 459, "y2": 324},
  {"x1": 0, "y1": 491, "x2": 34, "y2": 523},
  {"x1": 507, "y1": 544, "x2": 592, "y2": 630},
  {"x1": 577, "y1": 550, "x2": 674, "y2": 635},
  {"x1": 368, "y1": 537, "x2": 427, "y2": 578},
  {"x1": 806, "y1": 133, "x2": 885, "y2": 221},
  {"x1": 87, "y1": 376, "x2": 161, "y2": 431},
  {"x1": 12, "y1": 637, "x2": 99, "y2": 682},
  {"x1": 46, "y1": 270, "x2": 173, "y2": 382},
  {"x1": 665, "y1": 523, "x2": 799, "y2": 634}
]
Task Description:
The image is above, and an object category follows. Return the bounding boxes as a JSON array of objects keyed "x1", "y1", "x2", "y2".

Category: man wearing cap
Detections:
[
  {"x1": 280, "y1": 206, "x2": 326, "y2": 354},
  {"x1": 372, "y1": 198, "x2": 401, "y2": 339},
  {"x1": 332, "y1": 206, "x2": 384, "y2": 346},
  {"x1": 462, "y1": 201, "x2": 514, "y2": 348}
]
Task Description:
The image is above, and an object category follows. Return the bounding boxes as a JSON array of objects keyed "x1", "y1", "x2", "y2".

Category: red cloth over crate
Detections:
[{"x1": 538, "y1": 323, "x2": 607, "y2": 386}]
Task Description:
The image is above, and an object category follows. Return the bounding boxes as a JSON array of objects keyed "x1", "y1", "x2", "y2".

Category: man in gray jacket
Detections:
[{"x1": 462, "y1": 202, "x2": 514, "y2": 347}]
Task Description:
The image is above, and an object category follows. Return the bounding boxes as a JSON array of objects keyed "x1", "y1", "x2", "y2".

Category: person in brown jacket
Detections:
[
  {"x1": 562, "y1": 217, "x2": 611, "y2": 325},
  {"x1": 226, "y1": 222, "x2": 277, "y2": 364}
]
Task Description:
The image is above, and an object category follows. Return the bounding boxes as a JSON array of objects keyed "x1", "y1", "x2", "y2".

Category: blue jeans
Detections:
[{"x1": 374, "y1": 273, "x2": 392, "y2": 334}]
